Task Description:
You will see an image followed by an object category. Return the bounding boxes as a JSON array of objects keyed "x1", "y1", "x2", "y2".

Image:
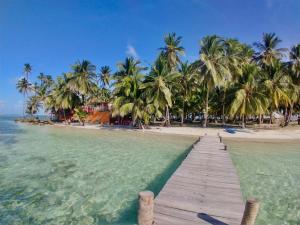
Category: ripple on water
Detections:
[
  {"x1": 226, "y1": 139, "x2": 300, "y2": 225},
  {"x1": 0, "y1": 119, "x2": 195, "y2": 225}
]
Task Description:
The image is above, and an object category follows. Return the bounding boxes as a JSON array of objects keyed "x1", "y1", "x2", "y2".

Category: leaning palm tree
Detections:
[
  {"x1": 99, "y1": 66, "x2": 111, "y2": 88},
  {"x1": 26, "y1": 96, "x2": 41, "y2": 117},
  {"x1": 229, "y1": 64, "x2": 269, "y2": 128},
  {"x1": 23, "y1": 63, "x2": 32, "y2": 80},
  {"x1": 159, "y1": 32, "x2": 185, "y2": 70},
  {"x1": 198, "y1": 35, "x2": 231, "y2": 127},
  {"x1": 16, "y1": 77, "x2": 31, "y2": 117},
  {"x1": 254, "y1": 33, "x2": 287, "y2": 67}
]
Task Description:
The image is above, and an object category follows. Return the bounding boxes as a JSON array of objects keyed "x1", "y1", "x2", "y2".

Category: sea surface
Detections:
[
  {"x1": 0, "y1": 116, "x2": 195, "y2": 225},
  {"x1": 226, "y1": 139, "x2": 300, "y2": 225},
  {"x1": 1, "y1": 116, "x2": 300, "y2": 225}
]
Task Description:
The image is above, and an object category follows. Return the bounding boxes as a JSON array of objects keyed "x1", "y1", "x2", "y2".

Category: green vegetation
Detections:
[{"x1": 16, "y1": 33, "x2": 300, "y2": 127}]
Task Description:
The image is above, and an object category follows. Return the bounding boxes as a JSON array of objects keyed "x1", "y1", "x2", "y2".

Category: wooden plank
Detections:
[{"x1": 153, "y1": 135, "x2": 244, "y2": 225}]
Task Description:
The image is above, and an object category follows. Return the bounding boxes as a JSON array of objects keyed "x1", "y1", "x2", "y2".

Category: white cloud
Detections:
[{"x1": 126, "y1": 44, "x2": 139, "y2": 59}]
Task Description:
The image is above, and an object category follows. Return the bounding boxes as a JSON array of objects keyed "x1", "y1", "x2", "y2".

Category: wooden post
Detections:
[
  {"x1": 138, "y1": 191, "x2": 154, "y2": 225},
  {"x1": 224, "y1": 145, "x2": 227, "y2": 151},
  {"x1": 241, "y1": 198, "x2": 260, "y2": 225}
]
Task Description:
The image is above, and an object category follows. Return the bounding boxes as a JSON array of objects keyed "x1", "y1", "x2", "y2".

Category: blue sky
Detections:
[{"x1": 0, "y1": 0, "x2": 299, "y2": 115}]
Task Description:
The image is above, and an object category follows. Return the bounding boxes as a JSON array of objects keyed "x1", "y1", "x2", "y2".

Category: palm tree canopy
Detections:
[
  {"x1": 16, "y1": 78, "x2": 31, "y2": 95},
  {"x1": 229, "y1": 64, "x2": 268, "y2": 117},
  {"x1": 68, "y1": 60, "x2": 97, "y2": 98},
  {"x1": 23, "y1": 63, "x2": 32, "y2": 79},
  {"x1": 100, "y1": 66, "x2": 111, "y2": 87},
  {"x1": 254, "y1": 33, "x2": 287, "y2": 66},
  {"x1": 290, "y1": 44, "x2": 300, "y2": 78},
  {"x1": 198, "y1": 35, "x2": 231, "y2": 89},
  {"x1": 159, "y1": 32, "x2": 185, "y2": 69}
]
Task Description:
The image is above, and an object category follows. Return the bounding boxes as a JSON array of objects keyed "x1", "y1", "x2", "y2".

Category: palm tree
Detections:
[
  {"x1": 99, "y1": 66, "x2": 111, "y2": 88},
  {"x1": 16, "y1": 77, "x2": 31, "y2": 117},
  {"x1": 112, "y1": 57, "x2": 149, "y2": 127},
  {"x1": 178, "y1": 61, "x2": 199, "y2": 125},
  {"x1": 159, "y1": 33, "x2": 185, "y2": 70},
  {"x1": 263, "y1": 60, "x2": 291, "y2": 123},
  {"x1": 23, "y1": 63, "x2": 32, "y2": 80},
  {"x1": 114, "y1": 57, "x2": 146, "y2": 78},
  {"x1": 73, "y1": 107, "x2": 88, "y2": 126},
  {"x1": 254, "y1": 33, "x2": 287, "y2": 67},
  {"x1": 198, "y1": 35, "x2": 231, "y2": 127},
  {"x1": 26, "y1": 96, "x2": 41, "y2": 117},
  {"x1": 68, "y1": 60, "x2": 97, "y2": 105},
  {"x1": 37, "y1": 73, "x2": 46, "y2": 85},
  {"x1": 142, "y1": 56, "x2": 180, "y2": 126},
  {"x1": 229, "y1": 64, "x2": 268, "y2": 128},
  {"x1": 290, "y1": 44, "x2": 300, "y2": 78}
]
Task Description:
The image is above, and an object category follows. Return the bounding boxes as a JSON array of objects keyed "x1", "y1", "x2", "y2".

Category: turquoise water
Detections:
[
  {"x1": 227, "y1": 139, "x2": 300, "y2": 225},
  {"x1": 0, "y1": 117, "x2": 195, "y2": 225}
]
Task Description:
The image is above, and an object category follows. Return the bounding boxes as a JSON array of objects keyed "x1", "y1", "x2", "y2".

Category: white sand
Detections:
[
  {"x1": 143, "y1": 126, "x2": 300, "y2": 140},
  {"x1": 53, "y1": 123, "x2": 300, "y2": 140}
]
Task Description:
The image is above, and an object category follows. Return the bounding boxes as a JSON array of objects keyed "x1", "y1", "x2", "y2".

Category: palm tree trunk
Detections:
[
  {"x1": 203, "y1": 88, "x2": 209, "y2": 128},
  {"x1": 181, "y1": 102, "x2": 185, "y2": 126},
  {"x1": 63, "y1": 109, "x2": 67, "y2": 124},
  {"x1": 165, "y1": 105, "x2": 170, "y2": 126},
  {"x1": 286, "y1": 105, "x2": 293, "y2": 126},
  {"x1": 259, "y1": 114, "x2": 262, "y2": 125},
  {"x1": 222, "y1": 89, "x2": 226, "y2": 126},
  {"x1": 23, "y1": 94, "x2": 25, "y2": 118},
  {"x1": 242, "y1": 114, "x2": 245, "y2": 128}
]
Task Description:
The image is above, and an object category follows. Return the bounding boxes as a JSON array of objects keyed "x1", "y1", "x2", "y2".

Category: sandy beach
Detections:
[{"x1": 53, "y1": 123, "x2": 300, "y2": 140}]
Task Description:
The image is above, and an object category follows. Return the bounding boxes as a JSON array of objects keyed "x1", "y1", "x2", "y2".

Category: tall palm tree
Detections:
[
  {"x1": 254, "y1": 33, "x2": 287, "y2": 67},
  {"x1": 159, "y1": 33, "x2": 185, "y2": 70},
  {"x1": 142, "y1": 56, "x2": 180, "y2": 126},
  {"x1": 229, "y1": 64, "x2": 268, "y2": 128},
  {"x1": 263, "y1": 60, "x2": 291, "y2": 123},
  {"x1": 178, "y1": 61, "x2": 199, "y2": 125},
  {"x1": 114, "y1": 57, "x2": 146, "y2": 78},
  {"x1": 23, "y1": 63, "x2": 32, "y2": 80},
  {"x1": 198, "y1": 35, "x2": 231, "y2": 127},
  {"x1": 16, "y1": 77, "x2": 31, "y2": 117},
  {"x1": 37, "y1": 73, "x2": 46, "y2": 85},
  {"x1": 112, "y1": 57, "x2": 149, "y2": 126},
  {"x1": 290, "y1": 44, "x2": 300, "y2": 78},
  {"x1": 68, "y1": 60, "x2": 97, "y2": 105},
  {"x1": 99, "y1": 66, "x2": 111, "y2": 88}
]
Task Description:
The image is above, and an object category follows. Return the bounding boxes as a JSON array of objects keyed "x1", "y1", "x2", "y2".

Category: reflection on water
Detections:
[
  {"x1": 226, "y1": 139, "x2": 300, "y2": 225},
  {"x1": 0, "y1": 117, "x2": 195, "y2": 225}
]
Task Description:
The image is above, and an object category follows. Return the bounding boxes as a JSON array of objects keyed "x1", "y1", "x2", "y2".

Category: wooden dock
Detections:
[{"x1": 153, "y1": 135, "x2": 245, "y2": 225}]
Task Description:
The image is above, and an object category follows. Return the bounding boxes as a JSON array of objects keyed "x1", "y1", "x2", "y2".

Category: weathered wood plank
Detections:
[{"x1": 153, "y1": 135, "x2": 244, "y2": 225}]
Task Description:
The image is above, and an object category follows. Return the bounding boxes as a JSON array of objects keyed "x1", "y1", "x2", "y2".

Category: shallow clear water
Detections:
[
  {"x1": 0, "y1": 116, "x2": 195, "y2": 225},
  {"x1": 226, "y1": 139, "x2": 300, "y2": 225}
]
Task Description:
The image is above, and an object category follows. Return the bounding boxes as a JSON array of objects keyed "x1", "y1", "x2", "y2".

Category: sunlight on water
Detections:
[
  {"x1": 226, "y1": 139, "x2": 300, "y2": 225},
  {"x1": 0, "y1": 117, "x2": 195, "y2": 225}
]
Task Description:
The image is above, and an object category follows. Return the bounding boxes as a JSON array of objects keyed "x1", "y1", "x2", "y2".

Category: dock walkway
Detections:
[{"x1": 153, "y1": 135, "x2": 245, "y2": 225}]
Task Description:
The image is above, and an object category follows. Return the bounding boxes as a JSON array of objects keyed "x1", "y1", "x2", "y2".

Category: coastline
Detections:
[{"x1": 51, "y1": 123, "x2": 300, "y2": 140}]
